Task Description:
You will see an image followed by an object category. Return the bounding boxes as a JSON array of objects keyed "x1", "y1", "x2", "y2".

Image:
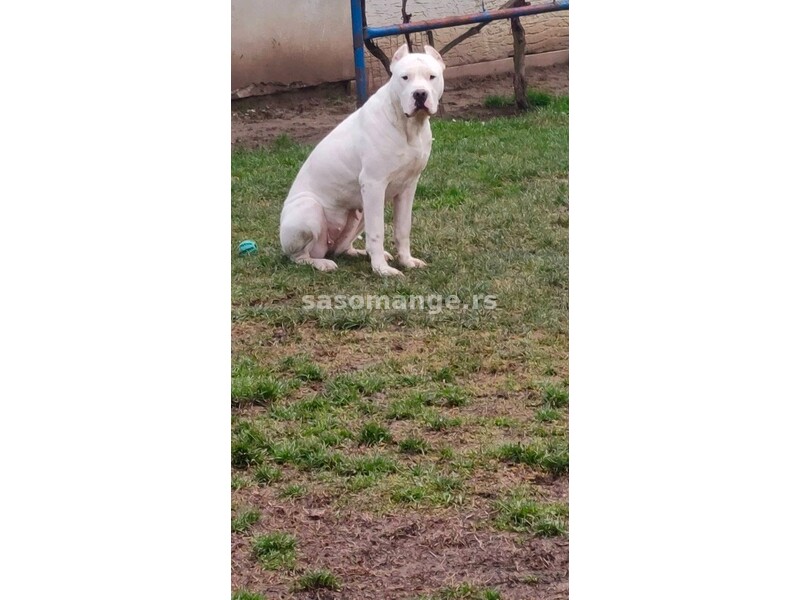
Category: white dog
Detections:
[{"x1": 279, "y1": 45, "x2": 445, "y2": 277}]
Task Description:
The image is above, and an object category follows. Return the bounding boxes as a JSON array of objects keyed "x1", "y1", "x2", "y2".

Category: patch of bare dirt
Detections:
[
  {"x1": 232, "y1": 492, "x2": 568, "y2": 600},
  {"x1": 232, "y1": 321, "x2": 442, "y2": 381},
  {"x1": 232, "y1": 63, "x2": 568, "y2": 148}
]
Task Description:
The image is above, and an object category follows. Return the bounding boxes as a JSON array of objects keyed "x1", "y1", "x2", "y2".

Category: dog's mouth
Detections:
[{"x1": 405, "y1": 105, "x2": 432, "y2": 118}]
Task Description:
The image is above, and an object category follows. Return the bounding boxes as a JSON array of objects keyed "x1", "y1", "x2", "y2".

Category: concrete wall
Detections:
[
  {"x1": 231, "y1": 0, "x2": 354, "y2": 93},
  {"x1": 231, "y1": 0, "x2": 568, "y2": 97}
]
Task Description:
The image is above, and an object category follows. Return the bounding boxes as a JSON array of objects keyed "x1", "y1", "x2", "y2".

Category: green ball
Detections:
[{"x1": 238, "y1": 240, "x2": 258, "y2": 256}]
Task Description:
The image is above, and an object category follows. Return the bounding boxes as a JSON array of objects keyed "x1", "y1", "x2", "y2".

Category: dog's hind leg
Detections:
[
  {"x1": 334, "y1": 210, "x2": 393, "y2": 261},
  {"x1": 279, "y1": 195, "x2": 338, "y2": 272},
  {"x1": 332, "y1": 210, "x2": 366, "y2": 257}
]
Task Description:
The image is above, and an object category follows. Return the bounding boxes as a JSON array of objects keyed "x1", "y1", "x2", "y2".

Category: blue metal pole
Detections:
[
  {"x1": 365, "y1": 1, "x2": 568, "y2": 39},
  {"x1": 349, "y1": 0, "x2": 368, "y2": 107}
]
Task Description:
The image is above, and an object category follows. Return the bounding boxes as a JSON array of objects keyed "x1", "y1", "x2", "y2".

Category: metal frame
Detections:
[{"x1": 350, "y1": 0, "x2": 569, "y2": 106}]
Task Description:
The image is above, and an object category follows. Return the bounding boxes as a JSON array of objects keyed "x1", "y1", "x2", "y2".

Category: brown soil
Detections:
[
  {"x1": 233, "y1": 489, "x2": 568, "y2": 600},
  {"x1": 232, "y1": 63, "x2": 568, "y2": 148}
]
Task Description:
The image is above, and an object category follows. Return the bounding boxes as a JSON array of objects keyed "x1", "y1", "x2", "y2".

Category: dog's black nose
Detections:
[{"x1": 413, "y1": 90, "x2": 428, "y2": 106}]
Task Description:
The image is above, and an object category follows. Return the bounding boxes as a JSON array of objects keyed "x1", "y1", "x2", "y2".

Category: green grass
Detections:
[
  {"x1": 493, "y1": 416, "x2": 518, "y2": 428},
  {"x1": 232, "y1": 359, "x2": 289, "y2": 406},
  {"x1": 358, "y1": 421, "x2": 393, "y2": 445},
  {"x1": 231, "y1": 507, "x2": 260, "y2": 533},
  {"x1": 438, "y1": 447, "x2": 455, "y2": 462},
  {"x1": 268, "y1": 439, "x2": 343, "y2": 472},
  {"x1": 279, "y1": 353, "x2": 326, "y2": 381},
  {"x1": 337, "y1": 454, "x2": 398, "y2": 477},
  {"x1": 232, "y1": 108, "x2": 568, "y2": 333},
  {"x1": 542, "y1": 383, "x2": 569, "y2": 409},
  {"x1": 432, "y1": 366, "x2": 457, "y2": 383},
  {"x1": 232, "y1": 100, "x2": 569, "y2": 582},
  {"x1": 536, "y1": 408, "x2": 560, "y2": 422},
  {"x1": 390, "y1": 466, "x2": 466, "y2": 508},
  {"x1": 497, "y1": 438, "x2": 569, "y2": 476},
  {"x1": 322, "y1": 373, "x2": 384, "y2": 406},
  {"x1": 231, "y1": 421, "x2": 267, "y2": 469},
  {"x1": 423, "y1": 412, "x2": 462, "y2": 431},
  {"x1": 429, "y1": 384, "x2": 470, "y2": 407},
  {"x1": 494, "y1": 491, "x2": 568, "y2": 536},
  {"x1": 253, "y1": 464, "x2": 282, "y2": 485},
  {"x1": 292, "y1": 569, "x2": 342, "y2": 592},
  {"x1": 252, "y1": 532, "x2": 297, "y2": 569},
  {"x1": 484, "y1": 89, "x2": 566, "y2": 112},
  {"x1": 279, "y1": 484, "x2": 307, "y2": 499},
  {"x1": 398, "y1": 436, "x2": 431, "y2": 455},
  {"x1": 416, "y1": 583, "x2": 503, "y2": 600},
  {"x1": 345, "y1": 472, "x2": 382, "y2": 492},
  {"x1": 387, "y1": 394, "x2": 427, "y2": 420},
  {"x1": 232, "y1": 591, "x2": 265, "y2": 600}
]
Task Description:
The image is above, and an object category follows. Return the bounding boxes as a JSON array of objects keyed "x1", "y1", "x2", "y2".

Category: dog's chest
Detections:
[{"x1": 389, "y1": 143, "x2": 430, "y2": 186}]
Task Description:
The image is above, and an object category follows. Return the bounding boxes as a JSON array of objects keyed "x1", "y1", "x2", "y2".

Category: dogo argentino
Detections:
[{"x1": 279, "y1": 45, "x2": 445, "y2": 277}]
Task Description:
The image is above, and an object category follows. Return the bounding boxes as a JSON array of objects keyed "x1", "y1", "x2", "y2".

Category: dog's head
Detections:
[{"x1": 389, "y1": 45, "x2": 446, "y2": 118}]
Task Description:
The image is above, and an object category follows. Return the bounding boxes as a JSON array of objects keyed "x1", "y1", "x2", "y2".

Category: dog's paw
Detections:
[
  {"x1": 398, "y1": 256, "x2": 427, "y2": 269},
  {"x1": 373, "y1": 264, "x2": 404, "y2": 278},
  {"x1": 345, "y1": 248, "x2": 393, "y2": 262},
  {"x1": 309, "y1": 258, "x2": 338, "y2": 272}
]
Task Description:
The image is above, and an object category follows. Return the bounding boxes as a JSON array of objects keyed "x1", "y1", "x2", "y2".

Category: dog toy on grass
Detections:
[{"x1": 237, "y1": 240, "x2": 258, "y2": 256}]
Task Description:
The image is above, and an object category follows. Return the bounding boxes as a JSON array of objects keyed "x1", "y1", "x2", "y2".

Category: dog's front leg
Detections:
[
  {"x1": 361, "y1": 179, "x2": 403, "y2": 277},
  {"x1": 393, "y1": 180, "x2": 427, "y2": 270}
]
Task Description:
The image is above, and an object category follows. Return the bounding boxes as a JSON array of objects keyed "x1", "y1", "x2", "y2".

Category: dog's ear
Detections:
[
  {"x1": 390, "y1": 44, "x2": 410, "y2": 73},
  {"x1": 424, "y1": 45, "x2": 445, "y2": 70}
]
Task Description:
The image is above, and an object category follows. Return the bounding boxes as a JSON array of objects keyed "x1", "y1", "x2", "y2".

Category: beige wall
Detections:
[
  {"x1": 231, "y1": 0, "x2": 354, "y2": 92},
  {"x1": 232, "y1": 0, "x2": 567, "y2": 96}
]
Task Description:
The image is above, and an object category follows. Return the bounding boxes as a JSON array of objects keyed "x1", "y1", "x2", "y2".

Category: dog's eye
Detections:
[
  {"x1": 429, "y1": 75, "x2": 436, "y2": 80},
  {"x1": 401, "y1": 75, "x2": 408, "y2": 80}
]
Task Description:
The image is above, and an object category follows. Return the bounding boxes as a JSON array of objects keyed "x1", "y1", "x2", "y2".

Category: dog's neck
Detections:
[{"x1": 402, "y1": 111, "x2": 429, "y2": 145}]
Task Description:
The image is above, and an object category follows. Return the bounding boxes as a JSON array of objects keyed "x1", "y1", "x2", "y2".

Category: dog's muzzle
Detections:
[{"x1": 413, "y1": 90, "x2": 428, "y2": 111}]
